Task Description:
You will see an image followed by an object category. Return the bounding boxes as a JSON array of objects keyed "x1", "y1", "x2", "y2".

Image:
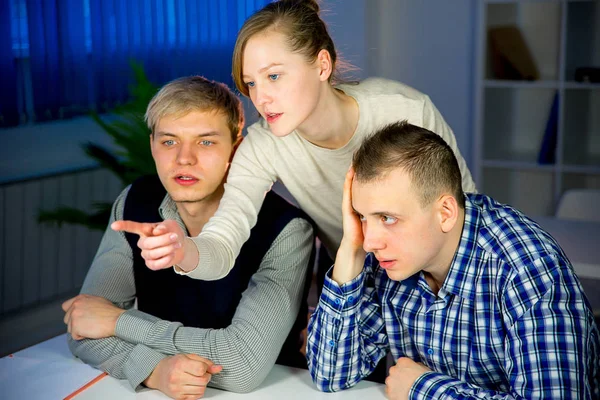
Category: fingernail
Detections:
[
  {"x1": 157, "y1": 225, "x2": 166, "y2": 231},
  {"x1": 174, "y1": 242, "x2": 182, "y2": 248},
  {"x1": 169, "y1": 234, "x2": 178, "y2": 241}
]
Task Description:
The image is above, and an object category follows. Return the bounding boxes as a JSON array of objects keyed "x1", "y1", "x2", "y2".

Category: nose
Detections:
[
  {"x1": 176, "y1": 142, "x2": 197, "y2": 165},
  {"x1": 362, "y1": 223, "x2": 386, "y2": 253},
  {"x1": 254, "y1": 84, "x2": 272, "y2": 107}
]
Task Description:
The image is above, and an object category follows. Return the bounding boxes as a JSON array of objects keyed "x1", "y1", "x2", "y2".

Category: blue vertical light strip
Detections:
[
  {"x1": 141, "y1": 0, "x2": 153, "y2": 81},
  {"x1": 218, "y1": 0, "x2": 227, "y2": 46},
  {"x1": 157, "y1": 0, "x2": 167, "y2": 82},
  {"x1": 177, "y1": 0, "x2": 186, "y2": 53},
  {"x1": 199, "y1": 0, "x2": 208, "y2": 47},
  {"x1": 27, "y1": 0, "x2": 61, "y2": 121},
  {"x1": 89, "y1": 0, "x2": 104, "y2": 109},
  {"x1": 166, "y1": 0, "x2": 176, "y2": 48},
  {"x1": 115, "y1": 0, "x2": 129, "y2": 103},
  {"x1": 127, "y1": 0, "x2": 140, "y2": 62},
  {"x1": 1, "y1": 0, "x2": 20, "y2": 126},
  {"x1": 83, "y1": 0, "x2": 95, "y2": 110},
  {"x1": 62, "y1": 0, "x2": 87, "y2": 115},
  {"x1": 209, "y1": 0, "x2": 218, "y2": 47},
  {"x1": 166, "y1": 0, "x2": 176, "y2": 78},
  {"x1": 148, "y1": 0, "x2": 159, "y2": 83},
  {"x1": 84, "y1": 0, "x2": 92, "y2": 53},
  {"x1": 101, "y1": 0, "x2": 117, "y2": 105},
  {"x1": 188, "y1": 0, "x2": 198, "y2": 50}
]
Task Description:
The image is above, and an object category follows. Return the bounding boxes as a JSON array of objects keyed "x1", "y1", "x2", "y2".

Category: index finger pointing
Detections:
[{"x1": 111, "y1": 220, "x2": 156, "y2": 237}]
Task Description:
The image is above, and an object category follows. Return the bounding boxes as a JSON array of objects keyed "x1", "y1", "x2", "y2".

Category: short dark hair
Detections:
[{"x1": 353, "y1": 120, "x2": 465, "y2": 209}]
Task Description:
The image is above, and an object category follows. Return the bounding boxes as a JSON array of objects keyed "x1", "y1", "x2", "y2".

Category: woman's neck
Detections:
[{"x1": 296, "y1": 84, "x2": 359, "y2": 150}]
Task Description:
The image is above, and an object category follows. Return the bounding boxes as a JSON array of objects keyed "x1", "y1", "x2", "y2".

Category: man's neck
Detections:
[
  {"x1": 425, "y1": 209, "x2": 466, "y2": 296},
  {"x1": 174, "y1": 187, "x2": 223, "y2": 237}
]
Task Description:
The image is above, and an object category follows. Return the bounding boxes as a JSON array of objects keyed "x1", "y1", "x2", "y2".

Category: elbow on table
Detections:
[
  {"x1": 308, "y1": 368, "x2": 342, "y2": 393},
  {"x1": 213, "y1": 361, "x2": 270, "y2": 394}
]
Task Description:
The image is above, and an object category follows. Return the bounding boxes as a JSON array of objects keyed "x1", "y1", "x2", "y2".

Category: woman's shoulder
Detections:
[{"x1": 338, "y1": 77, "x2": 430, "y2": 102}]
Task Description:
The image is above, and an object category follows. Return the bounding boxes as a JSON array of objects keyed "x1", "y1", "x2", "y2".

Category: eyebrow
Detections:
[
  {"x1": 242, "y1": 63, "x2": 284, "y2": 79},
  {"x1": 155, "y1": 131, "x2": 222, "y2": 138},
  {"x1": 359, "y1": 209, "x2": 400, "y2": 218}
]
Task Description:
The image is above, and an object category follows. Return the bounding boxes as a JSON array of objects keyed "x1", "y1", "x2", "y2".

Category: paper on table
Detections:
[{"x1": 0, "y1": 334, "x2": 106, "y2": 399}]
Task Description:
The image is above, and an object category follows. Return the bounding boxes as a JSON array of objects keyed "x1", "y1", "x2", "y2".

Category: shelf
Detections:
[
  {"x1": 484, "y1": 80, "x2": 560, "y2": 89},
  {"x1": 482, "y1": 160, "x2": 557, "y2": 171},
  {"x1": 484, "y1": 81, "x2": 600, "y2": 90},
  {"x1": 485, "y1": 2, "x2": 562, "y2": 81},
  {"x1": 485, "y1": 1, "x2": 596, "y2": 4},
  {"x1": 482, "y1": 168, "x2": 556, "y2": 216},
  {"x1": 565, "y1": 1, "x2": 600, "y2": 81},
  {"x1": 485, "y1": 1, "x2": 562, "y2": 4},
  {"x1": 564, "y1": 82, "x2": 600, "y2": 90},
  {"x1": 483, "y1": 87, "x2": 557, "y2": 162},
  {"x1": 562, "y1": 164, "x2": 600, "y2": 174},
  {"x1": 563, "y1": 89, "x2": 600, "y2": 166},
  {"x1": 477, "y1": 0, "x2": 598, "y2": 218},
  {"x1": 562, "y1": 172, "x2": 600, "y2": 192}
]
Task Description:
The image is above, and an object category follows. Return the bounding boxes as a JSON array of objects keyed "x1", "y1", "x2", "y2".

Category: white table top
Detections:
[{"x1": 0, "y1": 334, "x2": 385, "y2": 399}]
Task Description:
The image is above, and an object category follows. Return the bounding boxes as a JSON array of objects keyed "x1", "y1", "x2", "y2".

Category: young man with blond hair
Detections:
[
  {"x1": 308, "y1": 121, "x2": 600, "y2": 399},
  {"x1": 62, "y1": 76, "x2": 314, "y2": 399}
]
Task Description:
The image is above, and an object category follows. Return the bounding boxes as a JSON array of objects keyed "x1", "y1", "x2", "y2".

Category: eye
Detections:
[
  {"x1": 162, "y1": 139, "x2": 176, "y2": 147},
  {"x1": 356, "y1": 212, "x2": 366, "y2": 222},
  {"x1": 200, "y1": 140, "x2": 214, "y2": 146},
  {"x1": 381, "y1": 215, "x2": 397, "y2": 225},
  {"x1": 246, "y1": 81, "x2": 255, "y2": 88},
  {"x1": 268, "y1": 74, "x2": 279, "y2": 81}
]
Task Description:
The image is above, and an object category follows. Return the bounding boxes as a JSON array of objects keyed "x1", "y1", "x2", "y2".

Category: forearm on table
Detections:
[
  {"x1": 308, "y1": 268, "x2": 388, "y2": 391},
  {"x1": 118, "y1": 218, "x2": 313, "y2": 392},
  {"x1": 67, "y1": 334, "x2": 166, "y2": 391}
]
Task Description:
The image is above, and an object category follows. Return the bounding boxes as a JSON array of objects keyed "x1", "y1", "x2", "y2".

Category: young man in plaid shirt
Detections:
[{"x1": 307, "y1": 121, "x2": 600, "y2": 399}]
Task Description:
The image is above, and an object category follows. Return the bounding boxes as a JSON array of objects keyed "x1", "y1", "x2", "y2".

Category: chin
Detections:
[
  {"x1": 168, "y1": 191, "x2": 205, "y2": 203},
  {"x1": 384, "y1": 269, "x2": 410, "y2": 282},
  {"x1": 269, "y1": 128, "x2": 293, "y2": 138}
]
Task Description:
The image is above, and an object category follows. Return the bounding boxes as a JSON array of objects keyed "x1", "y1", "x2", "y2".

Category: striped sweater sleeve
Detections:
[{"x1": 68, "y1": 185, "x2": 314, "y2": 393}]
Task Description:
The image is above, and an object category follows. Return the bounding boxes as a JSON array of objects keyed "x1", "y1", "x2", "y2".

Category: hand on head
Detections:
[
  {"x1": 111, "y1": 219, "x2": 186, "y2": 271},
  {"x1": 144, "y1": 353, "x2": 222, "y2": 399},
  {"x1": 331, "y1": 166, "x2": 367, "y2": 285},
  {"x1": 340, "y1": 166, "x2": 365, "y2": 252}
]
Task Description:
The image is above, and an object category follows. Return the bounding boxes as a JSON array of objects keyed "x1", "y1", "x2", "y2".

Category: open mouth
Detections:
[
  {"x1": 265, "y1": 112, "x2": 282, "y2": 123},
  {"x1": 174, "y1": 175, "x2": 198, "y2": 185}
]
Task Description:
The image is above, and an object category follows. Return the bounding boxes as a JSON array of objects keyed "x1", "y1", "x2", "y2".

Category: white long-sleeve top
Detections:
[{"x1": 183, "y1": 77, "x2": 476, "y2": 280}]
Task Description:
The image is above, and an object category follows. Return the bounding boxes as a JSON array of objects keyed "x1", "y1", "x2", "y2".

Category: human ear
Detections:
[
  {"x1": 316, "y1": 49, "x2": 333, "y2": 82},
  {"x1": 229, "y1": 135, "x2": 243, "y2": 162},
  {"x1": 438, "y1": 195, "x2": 458, "y2": 233}
]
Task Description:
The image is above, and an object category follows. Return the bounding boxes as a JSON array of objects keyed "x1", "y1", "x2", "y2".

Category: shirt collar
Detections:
[
  {"x1": 158, "y1": 193, "x2": 187, "y2": 234},
  {"x1": 440, "y1": 195, "x2": 482, "y2": 301}
]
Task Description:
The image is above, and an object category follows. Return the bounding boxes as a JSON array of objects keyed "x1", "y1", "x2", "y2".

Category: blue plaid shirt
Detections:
[{"x1": 307, "y1": 194, "x2": 600, "y2": 399}]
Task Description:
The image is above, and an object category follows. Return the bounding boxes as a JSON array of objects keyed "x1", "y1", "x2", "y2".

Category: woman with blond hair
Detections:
[{"x1": 116, "y1": 0, "x2": 475, "y2": 290}]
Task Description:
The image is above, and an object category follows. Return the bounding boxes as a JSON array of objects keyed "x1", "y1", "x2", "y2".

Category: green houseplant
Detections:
[{"x1": 38, "y1": 62, "x2": 158, "y2": 231}]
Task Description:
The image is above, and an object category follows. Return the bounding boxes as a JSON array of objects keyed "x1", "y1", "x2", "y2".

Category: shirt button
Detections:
[
  {"x1": 329, "y1": 340, "x2": 335, "y2": 347},
  {"x1": 427, "y1": 348, "x2": 434, "y2": 355},
  {"x1": 335, "y1": 298, "x2": 342, "y2": 305},
  {"x1": 348, "y1": 295, "x2": 354, "y2": 303}
]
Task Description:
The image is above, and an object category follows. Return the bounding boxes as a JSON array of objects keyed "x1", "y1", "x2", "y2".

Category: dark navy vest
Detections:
[{"x1": 123, "y1": 175, "x2": 314, "y2": 367}]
